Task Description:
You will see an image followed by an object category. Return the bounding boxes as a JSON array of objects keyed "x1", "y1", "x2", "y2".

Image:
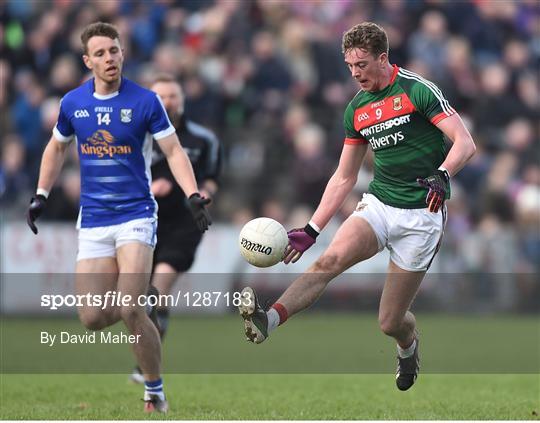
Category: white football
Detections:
[{"x1": 239, "y1": 217, "x2": 288, "y2": 268}]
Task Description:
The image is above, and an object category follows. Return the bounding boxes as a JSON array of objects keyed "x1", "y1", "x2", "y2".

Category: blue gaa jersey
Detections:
[{"x1": 53, "y1": 77, "x2": 175, "y2": 228}]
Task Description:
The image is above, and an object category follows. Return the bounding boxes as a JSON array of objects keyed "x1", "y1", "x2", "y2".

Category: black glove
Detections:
[
  {"x1": 417, "y1": 169, "x2": 449, "y2": 213},
  {"x1": 26, "y1": 194, "x2": 47, "y2": 234},
  {"x1": 187, "y1": 193, "x2": 212, "y2": 232}
]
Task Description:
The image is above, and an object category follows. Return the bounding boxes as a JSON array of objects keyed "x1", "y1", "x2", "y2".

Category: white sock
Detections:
[
  {"x1": 397, "y1": 339, "x2": 416, "y2": 358},
  {"x1": 144, "y1": 378, "x2": 165, "y2": 401},
  {"x1": 144, "y1": 391, "x2": 165, "y2": 401},
  {"x1": 266, "y1": 308, "x2": 280, "y2": 333}
]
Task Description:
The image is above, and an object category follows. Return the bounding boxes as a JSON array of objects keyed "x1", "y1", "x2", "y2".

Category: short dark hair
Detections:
[
  {"x1": 341, "y1": 22, "x2": 388, "y2": 57},
  {"x1": 81, "y1": 22, "x2": 120, "y2": 54}
]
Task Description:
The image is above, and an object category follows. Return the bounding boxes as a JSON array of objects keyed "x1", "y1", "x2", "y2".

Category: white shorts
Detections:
[
  {"x1": 77, "y1": 218, "x2": 157, "y2": 261},
  {"x1": 352, "y1": 193, "x2": 446, "y2": 271}
]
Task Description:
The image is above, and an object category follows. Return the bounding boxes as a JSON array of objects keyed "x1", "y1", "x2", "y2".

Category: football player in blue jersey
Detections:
[
  {"x1": 26, "y1": 22, "x2": 211, "y2": 413},
  {"x1": 130, "y1": 74, "x2": 222, "y2": 384}
]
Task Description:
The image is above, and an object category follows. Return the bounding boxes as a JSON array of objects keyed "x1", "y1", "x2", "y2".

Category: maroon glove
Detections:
[
  {"x1": 283, "y1": 223, "x2": 319, "y2": 264},
  {"x1": 417, "y1": 169, "x2": 450, "y2": 213}
]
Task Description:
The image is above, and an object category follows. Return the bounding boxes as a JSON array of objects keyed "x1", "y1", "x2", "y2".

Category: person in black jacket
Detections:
[{"x1": 131, "y1": 73, "x2": 222, "y2": 383}]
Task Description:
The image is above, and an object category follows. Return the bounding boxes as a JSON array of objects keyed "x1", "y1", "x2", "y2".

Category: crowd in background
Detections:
[{"x1": 1, "y1": 0, "x2": 539, "y2": 279}]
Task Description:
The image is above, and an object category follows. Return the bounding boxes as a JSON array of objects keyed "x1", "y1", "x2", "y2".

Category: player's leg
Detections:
[
  {"x1": 75, "y1": 229, "x2": 121, "y2": 329},
  {"x1": 116, "y1": 242, "x2": 167, "y2": 412},
  {"x1": 278, "y1": 216, "x2": 380, "y2": 315},
  {"x1": 130, "y1": 263, "x2": 176, "y2": 384},
  {"x1": 130, "y1": 226, "x2": 200, "y2": 384},
  {"x1": 129, "y1": 262, "x2": 176, "y2": 383},
  {"x1": 380, "y1": 206, "x2": 445, "y2": 390},
  {"x1": 151, "y1": 263, "x2": 178, "y2": 338},
  {"x1": 75, "y1": 258, "x2": 121, "y2": 329},
  {"x1": 116, "y1": 242, "x2": 159, "y2": 376},
  {"x1": 378, "y1": 261, "x2": 424, "y2": 347},
  {"x1": 151, "y1": 227, "x2": 201, "y2": 340},
  {"x1": 240, "y1": 215, "x2": 380, "y2": 343},
  {"x1": 378, "y1": 261, "x2": 424, "y2": 391}
]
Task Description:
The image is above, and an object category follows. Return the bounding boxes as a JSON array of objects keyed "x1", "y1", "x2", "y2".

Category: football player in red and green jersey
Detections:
[{"x1": 238, "y1": 22, "x2": 476, "y2": 391}]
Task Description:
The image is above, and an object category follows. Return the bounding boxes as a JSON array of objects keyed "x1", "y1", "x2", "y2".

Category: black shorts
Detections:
[{"x1": 153, "y1": 222, "x2": 203, "y2": 272}]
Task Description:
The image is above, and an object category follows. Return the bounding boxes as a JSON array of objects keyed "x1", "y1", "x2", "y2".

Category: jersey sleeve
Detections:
[
  {"x1": 52, "y1": 98, "x2": 75, "y2": 143},
  {"x1": 408, "y1": 78, "x2": 456, "y2": 125},
  {"x1": 148, "y1": 94, "x2": 176, "y2": 140},
  {"x1": 343, "y1": 101, "x2": 368, "y2": 146}
]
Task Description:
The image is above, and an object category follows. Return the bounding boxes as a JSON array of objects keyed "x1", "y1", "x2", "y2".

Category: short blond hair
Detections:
[{"x1": 151, "y1": 73, "x2": 179, "y2": 85}]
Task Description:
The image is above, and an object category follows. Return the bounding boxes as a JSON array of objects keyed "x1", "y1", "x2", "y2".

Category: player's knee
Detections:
[
  {"x1": 120, "y1": 305, "x2": 145, "y2": 326},
  {"x1": 312, "y1": 253, "x2": 345, "y2": 275},
  {"x1": 79, "y1": 310, "x2": 108, "y2": 331},
  {"x1": 378, "y1": 314, "x2": 400, "y2": 337}
]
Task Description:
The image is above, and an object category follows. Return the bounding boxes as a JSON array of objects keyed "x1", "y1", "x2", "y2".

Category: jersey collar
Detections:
[
  {"x1": 91, "y1": 77, "x2": 124, "y2": 100},
  {"x1": 389, "y1": 64, "x2": 399, "y2": 85}
]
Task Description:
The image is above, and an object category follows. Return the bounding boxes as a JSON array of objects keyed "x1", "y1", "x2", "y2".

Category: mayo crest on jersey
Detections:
[
  {"x1": 343, "y1": 65, "x2": 455, "y2": 208},
  {"x1": 53, "y1": 78, "x2": 175, "y2": 228}
]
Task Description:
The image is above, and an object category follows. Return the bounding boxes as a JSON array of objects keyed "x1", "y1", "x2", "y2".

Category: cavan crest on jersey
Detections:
[
  {"x1": 343, "y1": 65, "x2": 455, "y2": 208},
  {"x1": 53, "y1": 78, "x2": 175, "y2": 228}
]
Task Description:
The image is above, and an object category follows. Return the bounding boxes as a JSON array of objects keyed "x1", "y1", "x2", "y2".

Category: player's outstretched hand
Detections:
[
  {"x1": 26, "y1": 195, "x2": 47, "y2": 234},
  {"x1": 283, "y1": 224, "x2": 319, "y2": 264},
  {"x1": 188, "y1": 193, "x2": 212, "y2": 232},
  {"x1": 417, "y1": 169, "x2": 449, "y2": 213}
]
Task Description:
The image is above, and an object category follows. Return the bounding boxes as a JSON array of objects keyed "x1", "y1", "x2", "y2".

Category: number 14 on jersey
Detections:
[{"x1": 97, "y1": 112, "x2": 111, "y2": 125}]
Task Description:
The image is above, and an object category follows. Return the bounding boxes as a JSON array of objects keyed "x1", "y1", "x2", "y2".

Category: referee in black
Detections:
[{"x1": 131, "y1": 74, "x2": 222, "y2": 383}]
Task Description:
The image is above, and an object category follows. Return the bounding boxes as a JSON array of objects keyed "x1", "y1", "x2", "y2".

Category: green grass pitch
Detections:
[{"x1": 1, "y1": 313, "x2": 539, "y2": 420}]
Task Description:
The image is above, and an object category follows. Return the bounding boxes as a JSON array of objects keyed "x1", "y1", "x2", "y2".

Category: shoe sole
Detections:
[
  {"x1": 144, "y1": 403, "x2": 169, "y2": 413},
  {"x1": 144, "y1": 395, "x2": 169, "y2": 413},
  {"x1": 238, "y1": 287, "x2": 263, "y2": 343}
]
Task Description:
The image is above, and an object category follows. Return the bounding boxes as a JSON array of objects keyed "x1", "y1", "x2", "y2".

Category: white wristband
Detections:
[
  {"x1": 438, "y1": 166, "x2": 450, "y2": 178},
  {"x1": 308, "y1": 220, "x2": 321, "y2": 234},
  {"x1": 36, "y1": 188, "x2": 50, "y2": 199}
]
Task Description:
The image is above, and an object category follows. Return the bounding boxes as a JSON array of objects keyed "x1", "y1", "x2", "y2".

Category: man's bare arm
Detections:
[
  {"x1": 156, "y1": 133, "x2": 199, "y2": 197},
  {"x1": 436, "y1": 113, "x2": 476, "y2": 176},
  {"x1": 36, "y1": 136, "x2": 71, "y2": 194}
]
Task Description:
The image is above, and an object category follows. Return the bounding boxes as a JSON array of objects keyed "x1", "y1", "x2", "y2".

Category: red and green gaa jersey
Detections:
[{"x1": 344, "y1": 65, "x2": 455, "y2": 208}]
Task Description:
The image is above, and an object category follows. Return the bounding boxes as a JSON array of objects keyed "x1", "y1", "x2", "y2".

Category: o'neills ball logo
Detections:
[
  {"x1": 81, "y1": 129, "x2": 132, "y2": 158},
  {"x1": 240, "y1": 238, "x2": 272, "y2": 255}
]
